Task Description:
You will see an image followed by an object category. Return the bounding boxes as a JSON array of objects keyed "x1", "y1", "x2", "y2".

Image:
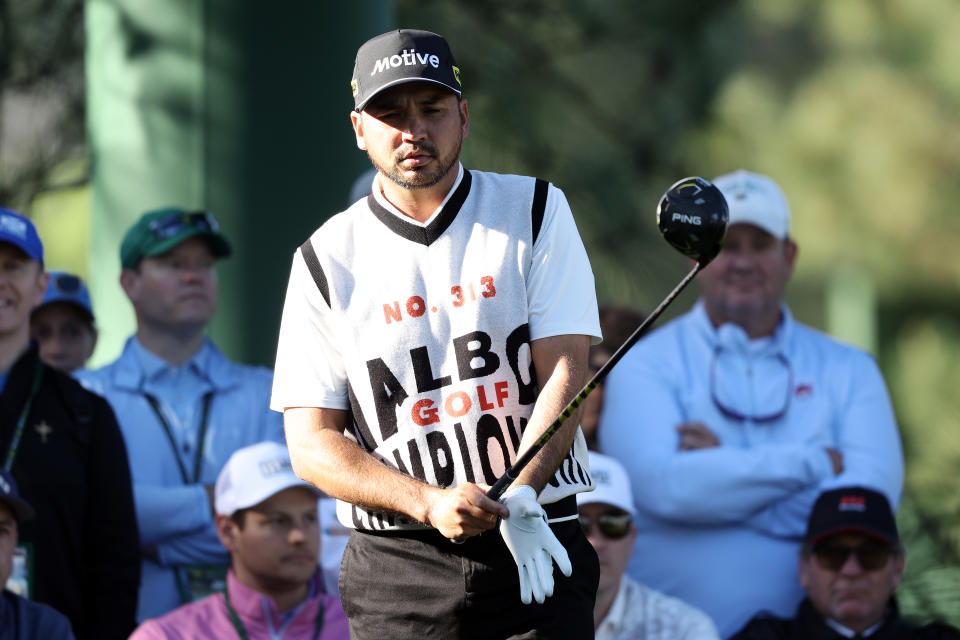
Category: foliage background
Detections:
[{"x1": 2, "y1": 0, "x2": 958, "y2": 625}]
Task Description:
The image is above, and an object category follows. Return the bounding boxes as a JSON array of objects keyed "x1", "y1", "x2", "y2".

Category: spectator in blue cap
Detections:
[
  {"x1": 30, "y1": 271, "x2": 98, "y2": 373},
  {"x1": 0, "y1": 468, "x2": 76, "y2": 639},
  {"x1": 0, "y1": 206, "x2": 140, "y2": 640}
]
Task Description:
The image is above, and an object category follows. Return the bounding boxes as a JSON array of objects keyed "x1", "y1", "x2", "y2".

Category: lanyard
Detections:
[
  {"x1": 144, "y1": 392, "x2": 213, "y2": 483},
  {"x1": 223, "y1": 581, "x2": 325, "y2": 640},
  {"x1": 4, "y1": 361, "x2": 45, "y2": 472}
]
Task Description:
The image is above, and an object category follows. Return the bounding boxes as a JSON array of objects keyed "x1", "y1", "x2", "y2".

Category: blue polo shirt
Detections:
[{"x1": 76, "y1": 336, "x2": 284, "y2": 621}]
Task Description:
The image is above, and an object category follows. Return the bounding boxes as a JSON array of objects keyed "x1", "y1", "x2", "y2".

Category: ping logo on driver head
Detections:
[{"x1": 672, "y1": 212, "x2": 702, "y2": 225}]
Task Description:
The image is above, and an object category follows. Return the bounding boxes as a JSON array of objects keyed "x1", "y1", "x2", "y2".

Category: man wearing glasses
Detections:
[
  {"x1": 78, "y1": 207, "x2": 285, "y2": 621},
  {"x1": 731, "y1": 487, "x2": 960, "y2": 639},
  {"x1": 577, "y1": 451, "x2": 718, "y2": 639},
  {"x1": 599, "y1": 170, "x2": 904, "y2": 637}
]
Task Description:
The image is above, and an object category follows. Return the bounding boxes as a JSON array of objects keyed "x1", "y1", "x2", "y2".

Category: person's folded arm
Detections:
[
  {"x1": 598, "y1": 338, "x2": 832, "y2": 525},
  {"x1": 155, "y1": 524, "x2": 230, "y2": 567},
  {"x1": 820, "y1": 352, "x2": 904, "y2": 505},
  {"x1": 745, "y1": 352, "x2": 904, "y2": 538},
  {"x1": 134, "y1": 484, "x2": 211, "y2": 547}
]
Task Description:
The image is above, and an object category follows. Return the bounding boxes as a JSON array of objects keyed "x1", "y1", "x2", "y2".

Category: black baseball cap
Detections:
[
  {"x1": 0, "y1": 469, "x2": 35, "y2": 522},
  {"x1": 805, "y1": 487, "x2": 899, "y2": 547},
  {"x1": 351, "y1": 29, "x2": 462, "y2": 112}
]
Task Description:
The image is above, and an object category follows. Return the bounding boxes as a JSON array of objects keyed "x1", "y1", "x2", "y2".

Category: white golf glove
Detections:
[{"x1": 498, "y1": 485, "x2": 572, "y2": 605}]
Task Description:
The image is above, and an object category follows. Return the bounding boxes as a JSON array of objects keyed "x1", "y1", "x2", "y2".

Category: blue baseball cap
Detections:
[
  {"x1": 36, "y1": 271, "x2": 94, "y2": 322},
  {"x1": 0, "y1": 207, "x2": 43, "y2": 264},
  {"x1": 0, "y1": 469, "x2": 35, "y2": 522}
]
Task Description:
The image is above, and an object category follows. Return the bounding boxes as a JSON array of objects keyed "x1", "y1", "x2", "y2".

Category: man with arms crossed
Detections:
[
  {"x1": 599, "y1": 170, "x2": 904, "y2": 637},
  {"x1": 273, "y1": 29, "x2": 601, "y2": 639},
  {"x1": 79, "y1": 208, "x2": 284, "y2": 620}
]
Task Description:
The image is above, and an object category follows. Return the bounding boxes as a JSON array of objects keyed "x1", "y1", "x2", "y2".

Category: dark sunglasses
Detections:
[
  {"x1": 711, "y1": 347, "x2": 793, "y2": 423},
  {"x1": 148, "y1": 211, "x2": 219, "y2": 240},
  {"x1": 809, "y1": 541, "x2": 895, "y2": 572},
  {"x1": 578, "y1": 512, "x2": 632, "y2": 540}
]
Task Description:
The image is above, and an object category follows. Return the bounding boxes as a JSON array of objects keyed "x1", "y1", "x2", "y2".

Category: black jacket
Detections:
[
  {"x1": 0, "y1": 346, "x2": 140, "y2": 640},
  {"x1": 731, "y1": 597, "x2": 960, "y2": 640}
]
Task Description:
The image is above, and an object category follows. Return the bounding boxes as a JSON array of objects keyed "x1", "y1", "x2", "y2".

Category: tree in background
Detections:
[{"x1": 0, "y1": 0, "x2": 86, "y2": 209}]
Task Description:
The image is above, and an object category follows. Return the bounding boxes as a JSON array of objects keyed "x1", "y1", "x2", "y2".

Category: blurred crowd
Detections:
[{"x1": 0, "y1": 168, "x2": 956, "y2": 639}]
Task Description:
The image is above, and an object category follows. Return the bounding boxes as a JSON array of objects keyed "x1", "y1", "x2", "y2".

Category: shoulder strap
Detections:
[
  {"x1": 299, "y1": 239, "x2": 330, "y2": 307},
  {"x1": 531, "y1": 178, "x2": 549, "y2": 245}
]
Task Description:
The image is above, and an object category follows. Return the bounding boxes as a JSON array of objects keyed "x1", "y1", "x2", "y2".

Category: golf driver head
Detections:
[{"x1": 656, "y1": 176, "x2": 729, "y2": 266}]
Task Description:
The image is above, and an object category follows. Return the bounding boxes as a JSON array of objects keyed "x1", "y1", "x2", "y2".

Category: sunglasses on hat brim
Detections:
[{"x1": 147, "y1": 211, "x2": 219, "y2": 240}]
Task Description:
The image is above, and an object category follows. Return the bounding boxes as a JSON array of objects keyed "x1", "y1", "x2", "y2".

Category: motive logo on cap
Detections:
[
  {"x1": 370, "y1": 49, "x2": 441, "y2": 76},
  {"x1": 351, "y1": 29, "x2": 462, "y2": 112}
]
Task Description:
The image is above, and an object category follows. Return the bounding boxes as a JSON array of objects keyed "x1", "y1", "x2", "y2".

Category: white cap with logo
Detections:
[
  {"x1": 712, "y1": 169, "x2": 791, "y2": 240},
  {"x1": 215, "y1": 441, "x2": 319, "y2": 516},
  {"x1": 577, "y1": 451, "x2": 636, "y2": 516}
]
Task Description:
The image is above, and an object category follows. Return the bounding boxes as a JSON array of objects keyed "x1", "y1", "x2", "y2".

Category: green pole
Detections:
[{"x1": 86, "y1": 0, "x2": 394, "y2": 367}]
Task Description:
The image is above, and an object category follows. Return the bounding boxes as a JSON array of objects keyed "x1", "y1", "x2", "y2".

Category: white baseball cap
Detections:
[
  {"x1": 215, "y1": 441, "x2": 319, "y2": 516},
  {"x1": 577, "y1": 451, "x2": 636, "y2": 516},
  {"x1": 712, "y1": 169, "x2": 791, "y2": 240}
]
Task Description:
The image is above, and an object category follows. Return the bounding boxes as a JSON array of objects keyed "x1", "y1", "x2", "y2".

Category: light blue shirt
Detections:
[
  {"x1": 76, "y1": 337, "x2": 285, "y2": 621},
  {"x1": 599, "y1": 302, "x2": 904, "y2": 638}
]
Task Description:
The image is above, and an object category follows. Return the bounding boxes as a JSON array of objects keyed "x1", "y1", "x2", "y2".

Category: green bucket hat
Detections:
[{"x1": 120, "y1": 207, "x2": 232, "y2": 269}]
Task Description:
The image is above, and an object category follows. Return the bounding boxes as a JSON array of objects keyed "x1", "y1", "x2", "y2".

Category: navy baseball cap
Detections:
[
  {"x1": 0, "y1": 469, "x2": 35, "y2": 522},
  {"x1": 0, "y1": 207, "x2": 43, "y2": 264},
  {"x1": 351, "y1": 29, "x2": 462, "y2": 112},
  {"x1": 805, "y1": 487, "x2": 899, "y2": 547},
  {"x1": 36, "y1": 271, "x2": 94, "y2": 322}
]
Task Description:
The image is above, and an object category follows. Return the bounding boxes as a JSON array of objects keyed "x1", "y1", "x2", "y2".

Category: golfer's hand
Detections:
[
  {"x1": 676, "y1": 422, "x2": 721, "y2": 451},
  {"x1": 498, "y1": 485, "x2": 572, "y2": 605},
  {"x1": 425, "y1": 483, "x2": 507, "y2": 541},
  {"x1": 825, "y1": 448, "x2": 844, "y2": 475}
]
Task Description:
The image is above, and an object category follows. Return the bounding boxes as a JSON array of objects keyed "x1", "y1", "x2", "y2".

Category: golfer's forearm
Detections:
[
  {"x1": 514, "y1": 334, "x2": 590, "y2": 492},
  {"x1": 284, "y1": 411, "x2": 435, "y2": 523}
]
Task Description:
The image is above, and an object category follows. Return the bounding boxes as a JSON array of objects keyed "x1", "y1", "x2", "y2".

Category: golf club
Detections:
[{"x1": 485, "y1": 176, "x2": 729, "y2": 502}]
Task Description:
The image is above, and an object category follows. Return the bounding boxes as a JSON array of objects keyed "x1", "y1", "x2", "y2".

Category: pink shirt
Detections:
[{"x1": 130, "y1": 570, "x2": 349, "y2": 640}]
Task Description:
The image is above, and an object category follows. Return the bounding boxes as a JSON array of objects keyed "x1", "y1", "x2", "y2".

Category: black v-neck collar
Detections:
[{"x1": 366, "y1": 170, "x2": 472, "y2": 246}]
